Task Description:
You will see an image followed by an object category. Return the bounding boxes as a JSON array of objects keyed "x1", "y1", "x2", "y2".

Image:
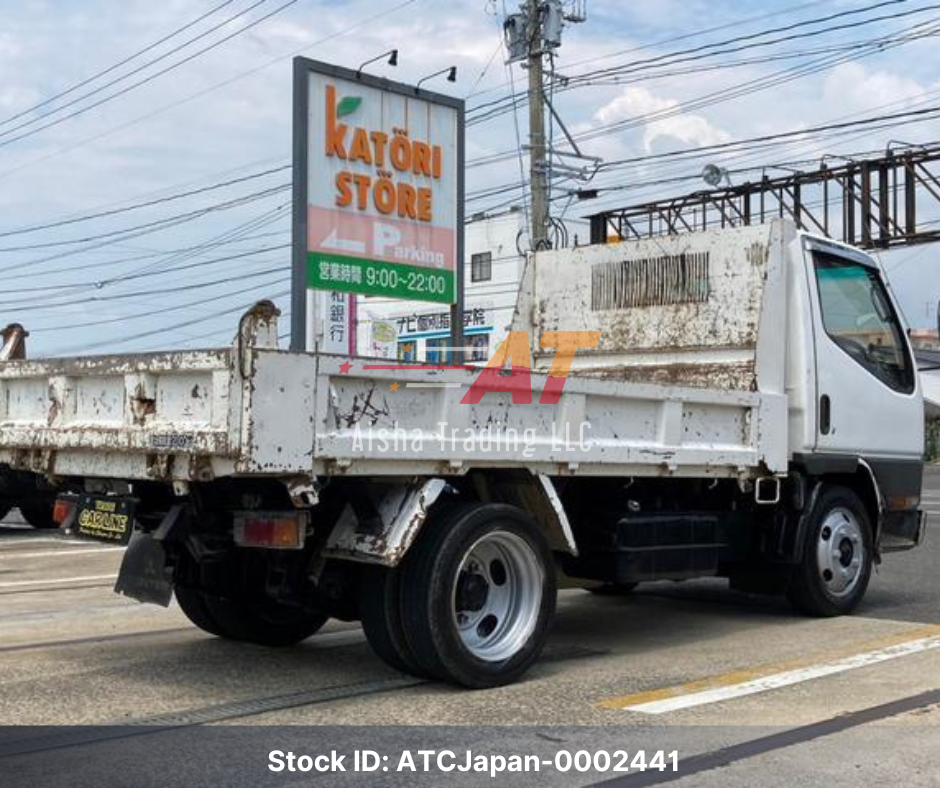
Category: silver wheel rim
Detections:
[
  {"x1": 451, "y1": 530, "x2": 543, "y2": 663},
  {"x1": 815, "y1": 506, "x2": 866, "y2": 598}
]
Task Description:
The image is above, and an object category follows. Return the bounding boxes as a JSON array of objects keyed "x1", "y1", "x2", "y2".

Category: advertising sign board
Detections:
[{"x1": 291, "y1": 57, "x2": 465, "y2": 351}]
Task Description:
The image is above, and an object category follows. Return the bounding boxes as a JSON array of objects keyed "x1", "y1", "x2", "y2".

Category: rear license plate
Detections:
[{"x1": 74, "y1": 496, "x2": 135, "y2": 544}]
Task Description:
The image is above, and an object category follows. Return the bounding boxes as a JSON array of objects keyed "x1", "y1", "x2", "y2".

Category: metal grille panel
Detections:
[{"x1": 591, "y1": 253, "x2": 710, "y2": 311}]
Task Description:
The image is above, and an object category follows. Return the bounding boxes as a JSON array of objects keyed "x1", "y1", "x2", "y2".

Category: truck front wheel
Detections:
[
  {"x1": 787, "y1": 485, "x2": 873, "y2": 617},
  {"x1": 400, "y1": 503, "x2": 556, "y2": 689}
]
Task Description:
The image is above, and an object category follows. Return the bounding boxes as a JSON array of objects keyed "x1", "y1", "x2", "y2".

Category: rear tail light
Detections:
[
  {"x1": 233, "y1": 511, "x2": 307, "y2": 550},
  {"x1": 53, "y1": 496, "x2": 78, "y2": 527}
]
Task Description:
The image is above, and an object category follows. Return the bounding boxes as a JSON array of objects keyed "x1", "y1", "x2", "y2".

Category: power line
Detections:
[
  {"x1": 52, "y1": 288, "x2": 291, "y2": 355},
  {"x1": 467, "y1": 1, "x2": 934, "y2": 131},
  {"x1": 0, "y1": 0, "x2": 298, "y2": 150},
  {"x1": 598, "y1": 104, "x2": 940, "y2": 170},
  {"x1": 0, "y1": 164, "x2": 290, "y2": 238},
  {"x1": 0, "y1": 0, "x2": 418, "y2": 182},
  {"x1": 465, "y1": 0, "x2": 838, "y2": 107},
  {"x1": 566, "y1": 0, "x2": 914, "y2": 86},
  {"x1": 0, "y1": 183, "x2": 288, "y2": 253},
  {"x1": 0, "y1": 244, "x2": 289, "y2": 295},
  {"x1": 30, "y1": 274, "x2": 291, "y2": 334},
  {"x1": 0, "y1": 266, "x2": 287, "y2": 312},
  {"x1": 470, "y1": 101, "x2": 940, "y2": 187},
  {"x1": 0, "y1": 0, "x2": 237, "y2": 128},
  {"x1": 1, "y1": 228, "x2": 289, "y2": 282},
  {"x1": 112, "y1": 203, "x2": 289, "y2": 281},
  {"x1": 567, "y1": 18, "x2": 940, "y2": 146}
]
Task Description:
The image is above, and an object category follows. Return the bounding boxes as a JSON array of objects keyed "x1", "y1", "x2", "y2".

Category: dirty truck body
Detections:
[{"x1": 0, "y1": 220, "x2": 924, "y2": 687}]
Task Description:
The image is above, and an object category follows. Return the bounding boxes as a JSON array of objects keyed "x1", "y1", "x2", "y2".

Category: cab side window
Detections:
[{"x1": 813, "y1": 252, "x2": 914, "y2": 394}]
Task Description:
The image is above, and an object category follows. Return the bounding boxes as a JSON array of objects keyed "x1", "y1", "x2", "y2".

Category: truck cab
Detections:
[{"x1": 788, "y1": 233, "x2": 923, "y2": 551}]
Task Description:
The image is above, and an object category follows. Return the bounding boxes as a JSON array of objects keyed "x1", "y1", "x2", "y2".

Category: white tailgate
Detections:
[{"x1": 0, "y1": 350, "x2": 240, "y2": 478}]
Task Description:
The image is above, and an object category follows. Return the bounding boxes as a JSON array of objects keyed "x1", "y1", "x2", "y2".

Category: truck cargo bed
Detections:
[{"x1": 0, "y1": 345, "x2": 786, "y2": 482}]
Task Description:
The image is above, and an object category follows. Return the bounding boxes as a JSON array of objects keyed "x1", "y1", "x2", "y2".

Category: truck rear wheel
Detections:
[
  {"x1": 174, "y1": 585, "x2": 225, "y2": 638},
  {"x1": 20, "y1": 501, "x2": 57, "y2": 529},
  {"x1": 174, "y1": 548, "x2": 328, "y2": 647},
  {"x1": 400, "y1": 502, "x2": 556, "y2": 689},
  {"x1": 359, "y1": 565, "x2": 427, "y2": 676},
  {"x1": 204, "y1": 594, "x2": 328, "y2": 647},
  {"x1": 787, "y1": 485, "x2": 873, "y2": 617}
]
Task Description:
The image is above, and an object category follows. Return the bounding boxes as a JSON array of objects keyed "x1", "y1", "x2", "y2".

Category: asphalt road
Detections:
[{"x1": 3, "y1": 471, "x2": 940, "y2": 786}]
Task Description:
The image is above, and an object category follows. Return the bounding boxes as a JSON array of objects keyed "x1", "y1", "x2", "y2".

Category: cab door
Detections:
[{"x1": 805, "y1": 238, "x2": 922, "y2": 459}]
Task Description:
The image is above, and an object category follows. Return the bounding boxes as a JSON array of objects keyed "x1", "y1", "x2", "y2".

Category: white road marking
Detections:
[
  {"x1": 618, "y1": 634, "x2": 940, "y2": 714},
  {"x1": 0, "y1": 547, "x2": 124, "y2": 560},
  {"x1": 0, "y1": 538, "x2": 99, "y2": 549},
  {"x1": 0, "y1": 574, "x2": 117, "y2": 589}
]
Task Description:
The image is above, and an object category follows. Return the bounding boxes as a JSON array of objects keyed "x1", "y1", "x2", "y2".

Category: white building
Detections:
[{"x1": 356, "y1": 208, "x2": 526, "y2": 363}]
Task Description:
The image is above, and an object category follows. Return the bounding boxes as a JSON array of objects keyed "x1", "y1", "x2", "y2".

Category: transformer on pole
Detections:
[{"x1": 504, "y1": 1, "x2": 588, "y2": 251}]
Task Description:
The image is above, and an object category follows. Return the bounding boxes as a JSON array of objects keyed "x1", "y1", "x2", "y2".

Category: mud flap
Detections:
[{"x1": 114, "y1": 531, "x2": 173, "y2": 607}]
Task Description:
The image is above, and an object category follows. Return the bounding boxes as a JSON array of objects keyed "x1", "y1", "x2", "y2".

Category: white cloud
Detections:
[
  {"x1": 823, "y1": 62, "x2": 926, "y2": 114},
  {"x1": 593, "y1": 85, "x2": 732, "y2": 152}
]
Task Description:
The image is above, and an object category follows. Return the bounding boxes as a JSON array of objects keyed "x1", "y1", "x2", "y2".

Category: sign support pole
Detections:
[
  {"x1": 291, "y1": 57, "x2": 310, "y2": 352},
  {"x1": 451, "y1": 103, "x2": 466, "y2": 365}
]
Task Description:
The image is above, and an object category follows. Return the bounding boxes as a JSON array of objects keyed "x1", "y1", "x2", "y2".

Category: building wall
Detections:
[
  {"x1": 910, "y1": 329, "x2": 940, "y2": 351},
  {"x1": 356, "y1": 209, "x2": 525, "y2": 363}
]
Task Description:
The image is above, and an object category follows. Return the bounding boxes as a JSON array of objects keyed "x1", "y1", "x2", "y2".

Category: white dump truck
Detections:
[{"x1": 0, "y1": 219, "x2": 924, "y2": 687}]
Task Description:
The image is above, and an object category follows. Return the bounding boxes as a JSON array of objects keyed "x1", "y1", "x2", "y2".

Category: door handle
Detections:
[{"x1": 820, "y1": 394, "x2": 831, "y2": 435}]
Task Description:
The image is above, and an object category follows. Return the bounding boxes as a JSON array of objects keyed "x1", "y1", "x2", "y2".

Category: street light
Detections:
[
  {"x1": 702, "y1": 163, "x2": 731, "y2": 188},
  {"x1": 416, "y1": 66, "x2": 457, "y2": 92},
  {"x1": 356, "y1": 49, "x2": 398, "y2": 78}
]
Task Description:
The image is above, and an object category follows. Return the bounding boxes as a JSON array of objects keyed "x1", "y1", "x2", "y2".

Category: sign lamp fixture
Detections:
[
  {"x1": 356, "y1": 49, "x2": 398, "y2": 78},
  {"x1": 416, "y1": 67, "x2": 457, "y2": 92}
]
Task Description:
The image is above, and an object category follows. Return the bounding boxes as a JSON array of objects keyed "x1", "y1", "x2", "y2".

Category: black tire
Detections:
[
  {"x1": 588, "y1": 582, "x2": 639, "y2": 596},
  {"x1": 359, "y1": 565, "x2": 428, "y2": 676},
  {"x1": 174, "y1": 585, "x2": 226, "y2": 638},
  {"x1": 19, "y1": 502, "x2": 57, "y2": 529},
  {"x1": 204, "y1": 594, "x2": 328, "y2": 647},
  {"x1": 787, "y1": 485, "x2": 873, "y2": 617},
  {"x1": 400, "y1": 502, "x2": 556, "y2": 689},
  {"x1": 175, "y1": 547, "x2": 329, "y2": 647}
]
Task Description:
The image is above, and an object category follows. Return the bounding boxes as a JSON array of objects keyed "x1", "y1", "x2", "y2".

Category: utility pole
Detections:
[
  {"x1": 505, "y1": 1, "x2": 587, "y2": 251},
  {"x1": 526, "y1": 2, "x2": 550, "y2": 251}
]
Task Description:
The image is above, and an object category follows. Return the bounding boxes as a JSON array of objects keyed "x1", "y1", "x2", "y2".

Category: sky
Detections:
[{"x1": 0, "y1": 0, "x2": 939, "y2": 356}]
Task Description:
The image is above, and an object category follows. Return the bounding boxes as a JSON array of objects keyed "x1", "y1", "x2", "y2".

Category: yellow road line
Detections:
[{"x1": 600, "y1": 624, "x2": 940, "y2": 712}]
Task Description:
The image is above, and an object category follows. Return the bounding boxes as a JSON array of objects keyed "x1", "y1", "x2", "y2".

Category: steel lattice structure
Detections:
[{"x1": 588, "y1": 144, "x2": 940, "y2": 250}]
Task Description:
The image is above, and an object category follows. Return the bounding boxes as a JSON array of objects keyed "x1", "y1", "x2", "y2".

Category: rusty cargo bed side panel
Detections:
[{"x1": 0, "y1": 349, "x2": 243, "y2": 480}]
